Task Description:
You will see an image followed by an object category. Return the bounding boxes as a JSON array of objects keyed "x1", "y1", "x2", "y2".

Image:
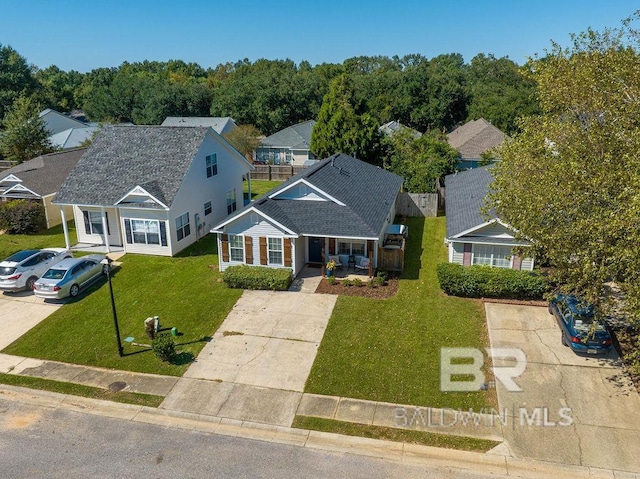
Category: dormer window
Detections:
[{"x1": 206, "y1": 153, "x2": 218, "y2": 178}]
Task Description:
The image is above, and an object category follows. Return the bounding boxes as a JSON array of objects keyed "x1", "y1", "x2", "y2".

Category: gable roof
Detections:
[
  {"x1": 161, "y1": 117, "x2": 237, "y2": 135},
  {"x1": 39, "y1": 108, "x2": 88, "y2": 135},
  {"x1": 379, "y1": 120, "x2": 422, "y2": 138},
  {"x1": 260, "y1": 120, "x2": 316, "y2": 150},
  {"x1": 445, "y1": 165, "x2": 500, "y2": 238},
  {"x1": 219, "y1": 153, "x2": 403, "y2": 239},
  {"x1": 54, "y1": 126, "x2": 215, "y2": 207},
  {"x1": 49, "y1": 126, "x2": 99, "y2": 149},
  {"x1": 447, "y1": 118, "x2": 506, "y2": 159},
  {"x1": 0, "y1": 148, "x2": 86, "y2": 197}
]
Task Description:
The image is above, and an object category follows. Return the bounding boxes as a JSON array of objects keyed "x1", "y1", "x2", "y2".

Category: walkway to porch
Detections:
[
  {"x1": 288, "y1": 265, "x2": 371, "y2": 293},
  {"x1": 70, "y1": 243, "x2": 125, "y2": 261}
]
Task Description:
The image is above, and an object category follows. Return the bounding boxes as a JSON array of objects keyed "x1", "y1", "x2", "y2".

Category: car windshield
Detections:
[
  {"x1": 5, "y1": 250, "x2": 38, "y2": 262},
  {"x1": 42, "y1": 269, "x2": 66, "y2": 280}
]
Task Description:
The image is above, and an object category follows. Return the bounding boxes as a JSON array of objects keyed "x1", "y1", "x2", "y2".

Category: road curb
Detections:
[{"x1": 0, "y1": 384, "x2": 629, "y2": 478}]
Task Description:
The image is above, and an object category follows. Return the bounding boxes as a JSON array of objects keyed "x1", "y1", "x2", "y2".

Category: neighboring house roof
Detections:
[
  {"x1": 49, "y1": 126, "x2": 99, "y2": 149},
  {"x1": 445, "y1": 165, "x2": 499, "y2": 238},
  {"x1": 219, "y1": 153, "x2": 403, "y2": 239},
  {"x1": 447, "y1": 118, "x2": 506, "y2": 159},
  {"x1": 161, "y1": 116, "x2": 237, "y2": 135},
  {"x1": 39, "y1": 108, "x2": 88, "y2": 135},
  {"x1": 0, "y1": 148, "x2": 86, "y2": 197},
  {"x1": 260, "y1": 120, "x2": 316, "y2": 150},
  {"x1": 379, "y1": 120, "x2": 422, "y2": 138},
  {"x1": 55, "y1": 125, "x2": 223, "y2": 207}
]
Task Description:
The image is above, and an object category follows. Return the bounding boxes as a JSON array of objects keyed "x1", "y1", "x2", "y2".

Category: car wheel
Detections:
[
  {"x1": 69, "y1": 284, "x2": 80, "y2": 297},
  {"x1": 548, "y1": 303, "x2": 554, "y2": 314},
  {"x1": 25, "y1": 276, "x2": 38, "y2": 291},
  {"x1": 561, "y1": 334, "x2": 568, "y2": 347}
]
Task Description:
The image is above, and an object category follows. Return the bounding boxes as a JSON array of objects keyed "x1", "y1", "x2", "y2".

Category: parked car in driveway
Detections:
[
  {"x1": 33, "y1": 255, "x2": 107, "y2": 299},
  {"x1": 0, "y1": 248, "x2": 72, "y2": 292},
  {"x1": 548, "y1": 294, "x2": 613, "y2": 354}
]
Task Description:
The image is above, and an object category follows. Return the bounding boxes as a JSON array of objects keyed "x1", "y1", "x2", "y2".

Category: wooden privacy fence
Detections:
[
  {"x1": 252, "y1": 164, "x2": 308, "y2": 181},
  {"x1": 396, "y1": 192, "x2": 438, "y2": 217},
  {"x1": 378, "y1": 242, "x2": 405, "y2": 272}
]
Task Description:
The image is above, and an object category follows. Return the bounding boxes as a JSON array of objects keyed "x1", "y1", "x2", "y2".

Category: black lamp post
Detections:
[{"x1": 101, "y1": 257, "x2": 123, "y2": 357}]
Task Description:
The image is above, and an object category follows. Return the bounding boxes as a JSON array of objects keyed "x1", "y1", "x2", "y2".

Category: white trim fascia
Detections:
[
  {"x1": 115, "y1": 185, "x2": 169, "y2": 209},
  {"x1": 268, "y1": 178, "x2": 346, "y2": 206},
  {"x1": 447, "y1": 238, "x2": 531, "y2": 247},
  {"x1": 204, "y1": 128, "x2": 254, "y2": 172},
  {"x1": 301, "y1": 233, "x2": 379, "y2": 241},
  {"x1": 451, "y1": 218, "x2": 515, "y2": 239},
  {"x1": 210, "y1": 206, "x2": 298, "y2": 236},
  {"x1": 0, "y1": 174, "x2": 22, "y2": 184},
  {"x1": 2, "y1": 183, "x2": 40, "y2": 198}
]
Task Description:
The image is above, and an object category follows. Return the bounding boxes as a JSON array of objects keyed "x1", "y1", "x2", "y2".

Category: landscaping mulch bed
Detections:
[
  {"x1": 607, "y1": 322, "x2": 640, "y2": 394},
  {"x1": 315, "y1": 276, "x2": 399, "y2": 298}
]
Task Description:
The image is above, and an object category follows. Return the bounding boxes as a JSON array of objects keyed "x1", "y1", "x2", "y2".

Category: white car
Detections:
[{"x1": 0, "y1": 248, "x2": 72, "y2": 292}]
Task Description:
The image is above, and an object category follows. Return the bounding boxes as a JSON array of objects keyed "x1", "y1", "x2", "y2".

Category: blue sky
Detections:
[{"x1": 2, "y1": 1, "x2": 638, "y2": 72}]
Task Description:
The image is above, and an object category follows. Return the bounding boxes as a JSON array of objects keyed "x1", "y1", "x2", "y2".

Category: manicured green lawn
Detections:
[
  {"x1": 305, "y1": 217, "x2": 497, "y2": 411},
  {"x1": 3, "y1": 235, "x2": 242, "y2": 376},
  {"x1": 0, "y1": 222, "x2": 76, "y2": 259},
  {"x1": 244, "y1": 179, "x2": 282, "y2": 201}
]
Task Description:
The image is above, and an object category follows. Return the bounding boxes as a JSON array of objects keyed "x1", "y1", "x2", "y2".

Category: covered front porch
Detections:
[{"x1": 302, "y1": 236, "x2": 377, "y2": 278}]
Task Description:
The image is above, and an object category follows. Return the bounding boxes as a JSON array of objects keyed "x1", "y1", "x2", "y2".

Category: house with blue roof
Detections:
[
  {"x1": 211, "y1": 153, "x2": 403, "y2": 276},
  {"x1": 444, "y1": 165, "x2": 534, "y2": 270}
]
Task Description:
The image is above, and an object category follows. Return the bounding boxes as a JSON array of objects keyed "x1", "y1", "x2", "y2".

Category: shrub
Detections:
[
  {"x1": 327, "y1": 276, "x2": 337, "y2": 285},
  {"x1": 367, "y1": 279, "x2": 374, "y2": 288},
  {"x1": 436, "y1": 263, "x2": 548, "y2": 299},
  {"x1": 353, "y1": 278, "x2": 363, "y2": 287},
  {"x1": 152, "y1": 333, "x2": 176, "y2": 362},
  {"x1": 0, "y1": 199, "x2": 46, "y2": 234},
  {"x1": 375, "y1": 271, "x2": 387, "y2": 286},
  {"x1": 342, "y1": 279, "x2": 352, "y2": 287},
  {"x1": 222, "y1": 265, "x2": 293, "y2": 291}
]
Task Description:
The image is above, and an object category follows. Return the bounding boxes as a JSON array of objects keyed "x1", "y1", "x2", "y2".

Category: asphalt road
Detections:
[{"x1": 0, "y1": 397, "x2": 508, "y2": 479}]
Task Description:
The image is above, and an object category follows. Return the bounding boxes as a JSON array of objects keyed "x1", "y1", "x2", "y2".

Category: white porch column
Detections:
[
  {"x1": 100, "y1": 207, "x2": 111, "y2": 253},
  {"x1": 60, "y1": 207, "x2": 71, "y2": 250}
]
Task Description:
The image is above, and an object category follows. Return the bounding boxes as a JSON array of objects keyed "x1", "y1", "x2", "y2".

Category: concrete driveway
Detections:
[
  {"x1": 486, "y1": 302, "x2": 640, "y2": 473},
  {"x1": 0, "y1": 293, "x2": 62, "y2": 350},
  {"x1": 161, "y1": 290, "x2": 337, "y2": 426}
]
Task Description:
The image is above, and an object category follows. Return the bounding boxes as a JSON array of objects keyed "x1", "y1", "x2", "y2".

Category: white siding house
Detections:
[
  {"x1": 54, "y1": 125, "x2": 253, "y2": 256},
  {"x1": 444, "y1": 166, "x2": 534, "y2": 271}
]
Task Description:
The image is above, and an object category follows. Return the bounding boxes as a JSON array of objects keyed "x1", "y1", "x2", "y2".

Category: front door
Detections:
[{"x1": 308, "y1": 237, "x2": 323, "y2": 263}]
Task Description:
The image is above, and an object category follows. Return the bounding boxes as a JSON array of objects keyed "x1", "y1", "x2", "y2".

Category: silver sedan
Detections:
[{"x1": 33, "y1": 255, "x2": 107, "y2": 299}]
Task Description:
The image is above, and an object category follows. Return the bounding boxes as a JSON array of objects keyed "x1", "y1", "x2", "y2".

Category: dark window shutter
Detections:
[
  {"x1": 244, "y1": 236, "x2": 253, "y2": 264},
  {"x1": 160, "y1": 221, "x2": 167, "y2": 246},
  {"x1": 328, "y1": 238, "x2": 336, "y2": 255},
  {"x1": 83, "y1": 210, "x2": 90, "y2": 234},
  {"x1": 259, "y1": 237, "x2": 267, "y2": 265},
  {"x1": 124, "y1": 219, "x2": 132, "y2": 244},
  {"x1": 221, "y1": 234, "x2": 229, "y2": 262},
  {"x1": 105, "y1": 212, "x2": 110, "y2": 235},
  {"x1": 284, "y1": 238, "x2": 292, "y2": 267}
]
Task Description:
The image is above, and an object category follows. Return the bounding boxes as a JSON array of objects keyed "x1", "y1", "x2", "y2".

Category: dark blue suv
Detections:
[{"x1": 548, "y1": 294, "x2": 613, "y2": 354}]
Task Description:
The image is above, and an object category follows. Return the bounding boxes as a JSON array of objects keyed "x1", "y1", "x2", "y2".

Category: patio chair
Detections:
[
  {"x1": 328, "y1": 255, "x2": 343, "y2": 270},
  {"x1": 354, "y1": 256, "x2": 370, "y2": 272}
]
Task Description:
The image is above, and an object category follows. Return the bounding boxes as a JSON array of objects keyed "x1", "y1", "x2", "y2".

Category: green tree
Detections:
[
  {"x1": 466, "y1": 54, "x2": 539, "y2": 135},
  {"x1": 489, "y1": 21, "x2": 640, "y2": 321},
  {"x1": 0, "y1": 44, "x2": 37, "y2": 122},
  {"x1": 311, "y1": 74, "x2": 382, "y2": 164},
  {"x1": 223, "y1": 124, "x2": 262, "y2": 161},
  {"x1": 0, "y1": 95, "x2": 53, "y2": 163},
  {"x1": 383, "y1": 129, "x2": 458, "y2": 192},
  {"x1": 34, "y1": 65, "x2": 84, "y2": 113}
]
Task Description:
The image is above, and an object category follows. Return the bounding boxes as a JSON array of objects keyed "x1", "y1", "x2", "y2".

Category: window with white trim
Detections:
[
  {"x1": 204, "y1": 201, "x2": 212, "y2": 216},
  {"x1": 226, "y1": 188, "x2": 237, "y2": 215},
  {"x1": 267, "y1": 237, "x2": 283, "y2": 265},
  {"x1": 132, "y1": 219, "x2": 160, "y2": 245},
  {"x1": 472, "y1": 244, "x2": 511, "y2": 268},
  {"x1": 229, "y1": 235, "x2": 244, "y2": 262},
  {"x1": 88, "y1": 211, "x2": 106, "y2": 235},
  {"x1": 338, "y1": 240, "x2": 365, "y2": 256},
  {"x1": 206, "y1": 153, "x2": 217, "y2": 177},
  {"x1": 175, "y1": 212, "x2": 191, "y2": 241}
]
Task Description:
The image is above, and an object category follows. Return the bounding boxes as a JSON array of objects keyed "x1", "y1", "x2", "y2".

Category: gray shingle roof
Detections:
[
  {"x1": 379, "y1": 120, "x2": 422, "y2": 138},
  {"x1": 0, "y1": 148, "x2": 86, "y2": 197},
  {"x1": 260, "y1": 120, "x2": 315, "y2": 150},
  {"x1": 249, "y1": 153, "x2": 403, "y2": 238},
  {"x1": 54, "y1": 126, "x2": 209, "y2": 207},
  {"x1": 161, "y1": 117, "x2": 236, "y2": 134},
  {"x1": 447, "y1": 118, "x2": 506, "y2": 159},
  {"x1": 445, "y1": 165, "x2": 497, "y2": 238}
]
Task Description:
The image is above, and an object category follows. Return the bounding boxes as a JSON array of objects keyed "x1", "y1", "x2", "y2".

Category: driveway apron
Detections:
[
  {"x1": 160, "y1": 290, "x2": 337, "y2": 426},
  {"x1": 485, "y1": 302, "x2": 640, "y2": 473},
  {"x1": 0, "y1": 294, "x2": 63, "y2": 350}
]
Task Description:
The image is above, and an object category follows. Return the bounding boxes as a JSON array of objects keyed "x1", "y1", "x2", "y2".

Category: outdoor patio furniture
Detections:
[
  {"x1": 328, "y1": 255, "x2": 343, "y2": 270},
  {"x1": 354, "y1": 256, "x2": 370, "y2": 272},
  {"x1": 348, "y1": 255, "x2": 356, "y2": 272}
]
